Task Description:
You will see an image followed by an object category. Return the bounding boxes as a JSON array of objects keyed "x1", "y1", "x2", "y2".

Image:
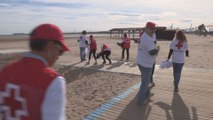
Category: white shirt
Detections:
[
  {"x1": 138, "y1": 32, "x2": 156, "y2": 45},
  {"x1": 137, "y1": 32, "x2": 157, "y2": 68},
  {"x1": 153, "y1": 33, "x2": 157, "y2": 42},
  {"x1": 170, "y1": 39, "x2": 188, "y2": 63},
  {"x1": 78, "y1": 34, "x2": 87, "y2": 48},
  {"x1": 42, "y1": 76, "x2": 66, "y2": 120}
]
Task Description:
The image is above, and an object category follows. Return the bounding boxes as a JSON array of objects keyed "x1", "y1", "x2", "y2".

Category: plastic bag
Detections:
[
  {"x1": 160, "y1": 60, "x2": 172, "y2": 69},
  {"x1": 82, "y1": 47, "x2": 89, "y2": 56}
]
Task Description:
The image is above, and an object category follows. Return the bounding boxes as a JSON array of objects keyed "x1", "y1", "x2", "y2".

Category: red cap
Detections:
[
  {"x1": 30, "y1": 23, "x2": 70, "y2": 51},
  {"x1": 146, "y1": 22, "x2": 156, "y2": 28}
]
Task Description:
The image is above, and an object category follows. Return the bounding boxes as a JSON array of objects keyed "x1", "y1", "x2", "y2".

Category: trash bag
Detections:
[
  {"x1": 96, "y1": 52, "x2": 102, "y2": 59},
  {"x1": 160, "y1": 60, "x2": 172, "y2": 69},
  {"x1": 82, "y1": 47, "x2": 89, "y2": 56},
  {"x1": 116, "y1": 42, "x2": 124, "y2": 48}
]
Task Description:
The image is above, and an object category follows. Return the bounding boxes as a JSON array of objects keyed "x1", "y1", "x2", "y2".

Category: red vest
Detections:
[
  {"x1": 0, "y1": 57, "x2": 59, "y2": 120},
  {"x1": 89, "y1": 38, "x2": 97, "y2": 50},
  {"x1": 102, "y1": 44, "x2": 110, "y2": 51},
  {"x1": 122, "y1": 37, "x2": 131, "y2": 48}
]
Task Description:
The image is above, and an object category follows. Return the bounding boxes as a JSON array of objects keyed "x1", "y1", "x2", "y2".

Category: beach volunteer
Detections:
[
  {"x1": 0, "y1": 23, "x2": 69, "y2": 120},
  {"x1": 137, "y1": 22, "x2": 160, "y2": 106}
]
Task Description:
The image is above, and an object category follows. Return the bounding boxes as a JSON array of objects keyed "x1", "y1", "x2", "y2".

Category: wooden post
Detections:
[
  {"x1": 128, "y1": 30, "x2": 130, "y2": 38},
  {"x1": 132, "y1": 30, "x2": 135, "y2": 39}
]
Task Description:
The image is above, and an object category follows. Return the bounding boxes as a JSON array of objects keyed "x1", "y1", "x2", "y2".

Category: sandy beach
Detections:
[{"x1": 0, "y1": 34, "x2": 213, "y2": 119}]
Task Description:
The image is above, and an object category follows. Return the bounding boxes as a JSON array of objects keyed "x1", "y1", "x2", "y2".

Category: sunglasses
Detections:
[
  {"x1": 54, "y1": 42, "x2": 64, "y2": 56},
  {"x1": 149, "y1": 28, "x2": 156, "y2": 30}
]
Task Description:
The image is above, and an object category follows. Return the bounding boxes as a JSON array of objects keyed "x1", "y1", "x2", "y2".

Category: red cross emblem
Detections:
[
  {"x1": 0, "y1": 83, "x2": 28, "y2": 120},
  {"x1": 176, "y1": 42, "x2": 183, "y2": 49}
]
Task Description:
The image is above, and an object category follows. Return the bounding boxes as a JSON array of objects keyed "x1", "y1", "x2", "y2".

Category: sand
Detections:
[{"x1": 0, "y1": 34, "x2": 213, "y2": 119}]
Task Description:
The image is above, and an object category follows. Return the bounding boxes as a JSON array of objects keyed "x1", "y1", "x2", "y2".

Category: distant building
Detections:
[{"x1": 109, "y1": 27, "x2": 177, "y2": 40}]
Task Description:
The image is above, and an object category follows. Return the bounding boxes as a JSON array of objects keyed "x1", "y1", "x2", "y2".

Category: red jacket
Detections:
[
  {"x1": 89, "y1": 38, "x2": 97, "y2": 50},
  {"x1": 0, "y1": 57, "x2": 59, "y2": 120},
  {"x1": 122, "y1": 37, "x2": 131, "y2": 48}
]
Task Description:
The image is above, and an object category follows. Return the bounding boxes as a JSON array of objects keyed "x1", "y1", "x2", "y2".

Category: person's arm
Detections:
[
  {"x1": 121, "y1": 38, "x2": 125, "y2": 48},
  {"x1": 42, "y1": 76, "x2": 66, "y2": 120},
  {"x1": 146, "y1": 35, "x2": 159, "y2": 56},
  {"x1": 149, "y1": 49, "x2": 159, "y2": 56},
  {"x1": 78, "y1": 36, "x2": 81, "y2": 42},
  {"x1": 184, "y1": 42, "x2": 189, "y2": 57},
  {"x1": 167, "y1": 49, "x2": 173, "y2": 60},
  {"x1": 85, "y1": 40, "x2": 88, "y2": 45},
  {"x1": 149, "y1": 45, "x2": 160, "y2": 56}
]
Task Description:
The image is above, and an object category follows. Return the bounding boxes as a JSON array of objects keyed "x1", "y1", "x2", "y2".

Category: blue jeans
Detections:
[
  {"x1": 172, "y1": 62, "x2": 184, "y2": 89},
  {"x1": 80, "y1": 47, "x2": 86, "y2": 62},
  {"x1": 137, "y1": 64, "x2": 153, "y2": 105}
]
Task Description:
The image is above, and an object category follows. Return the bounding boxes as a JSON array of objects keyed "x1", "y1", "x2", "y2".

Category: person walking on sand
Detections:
[
  {"x1": 0, "y1": 23, "x2": 69, "y2": 120},
  {"x1": 121, "y1": 33, "x2": 131, "y2": 61},
  {"x1": 167, "y1": 30, "x2": 189, "y2": 92},
  {"x1": 97, "y1": 43, "x2": 112, "y2": 64},
  {"x1": 137, "y1": 22, "x2": 160, "y2": 106},
  {"x1": 137, "y1": 31, "x2": 157, "y2": 87},
  {"x1": 78, "y1": 30, "x2": 88, "y2": 62},
  {"x1": 87, "y1": 35, "x2": 97, "y2": 64}
]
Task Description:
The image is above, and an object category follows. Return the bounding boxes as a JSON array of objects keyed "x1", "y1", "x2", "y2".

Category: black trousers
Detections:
[
  {"x1": 122, "y1": 48, "x2": 129, "y2": 60},
  {"x1": 88, "y1": 49, "x2": 97, "y2": 61},
  {"x1": 101, "y1": 50, "x2": 111, "y2": 64},
  {"x1": 150, "y1": 63, "x2": 155, "y2": 83}
]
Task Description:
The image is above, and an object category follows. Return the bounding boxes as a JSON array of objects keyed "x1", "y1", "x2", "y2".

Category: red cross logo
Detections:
[
  {"x1": 176, "y1": 42, "x2": 183, "y2": 49},
  {"x1": 0, "y1": 83, "x2": 28, "y2": 120}
]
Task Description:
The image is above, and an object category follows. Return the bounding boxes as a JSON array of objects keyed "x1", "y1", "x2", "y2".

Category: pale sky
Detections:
[{"x1": 0, "y1": 0, "x2": 212, "y2": 35}]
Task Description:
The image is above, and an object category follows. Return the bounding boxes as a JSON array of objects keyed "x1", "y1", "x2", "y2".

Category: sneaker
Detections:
[
  {"x1": 149, "y1": 82, "x2": 155, "y2": 88},
  {"x1": 142, "y1": 100, "x2": 148, "y2": 105},
  {"x1": 137, "y1": 100, "x2": 147, "y2": 106},
  {"x1": 174, "y1": 88, "x2": 179, "y2": 92}
]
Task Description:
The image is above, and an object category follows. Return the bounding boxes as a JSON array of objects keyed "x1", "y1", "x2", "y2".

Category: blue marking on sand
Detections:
[{"x1": 83, "y1": 83, "x2": 140, "y2": 120}]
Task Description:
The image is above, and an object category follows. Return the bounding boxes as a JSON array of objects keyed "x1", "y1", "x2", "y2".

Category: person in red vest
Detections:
[
  {"x1": 87, "y1": 35, "x2": 97, "y2": 64},
  {"x1": 0, "y1": 23, "x2": 70, "y2": 120},
  {"x1": 121, "y1": 33, "x2": 131, "y2": 61},
  {"x1": 97, "y1": 43, "x2": 112, "y2": 64}
]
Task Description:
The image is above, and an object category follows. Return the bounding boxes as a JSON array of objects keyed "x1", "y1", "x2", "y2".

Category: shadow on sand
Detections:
[
  {"x1": 116, "y1": 92, "x2": 198, "y2": 120},
  {"x1": 116, "y1": 95, "x2": 152, "y2": 120},
  {"x1": 155, "y1": 92, "x2": 198, "y2": 120},
  {"x1": 106, "y1": 61, "x2": 124, "y2": 70}
]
